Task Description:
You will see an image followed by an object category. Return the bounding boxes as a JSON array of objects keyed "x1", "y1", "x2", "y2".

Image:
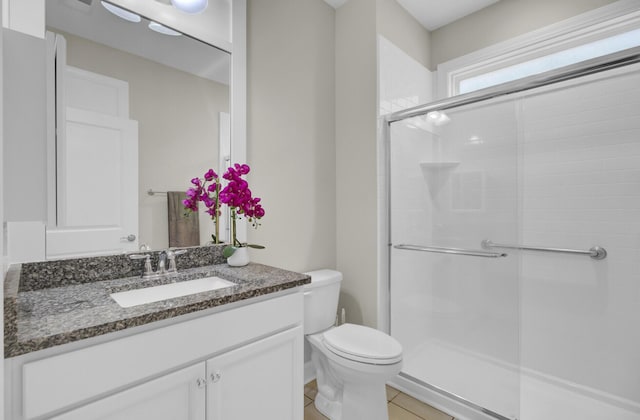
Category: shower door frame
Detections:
[{"x1": 380, "y1": 46, "x2": 640, "y2": 420}]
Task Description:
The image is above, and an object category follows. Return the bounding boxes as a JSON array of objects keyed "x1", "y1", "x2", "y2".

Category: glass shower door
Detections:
[
  {"x1": 516, "y1": 63, "x2": 640, "y2": 420},
  {"x1": 389, "y1": 98, "x2": 521, "y2": 419}
]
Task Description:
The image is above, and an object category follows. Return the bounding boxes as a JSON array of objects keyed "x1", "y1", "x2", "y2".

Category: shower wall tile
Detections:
[{"x1": 378, "y1": 35, "x2": 432, "y2": 116}]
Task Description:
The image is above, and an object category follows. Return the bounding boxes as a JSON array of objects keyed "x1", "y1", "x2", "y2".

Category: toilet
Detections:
[{"x1": 304, "y1": 269, "x2": 403, "y2": 420}]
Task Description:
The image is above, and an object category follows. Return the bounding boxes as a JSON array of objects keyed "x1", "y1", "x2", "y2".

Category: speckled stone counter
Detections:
[
  {"x1": 4, "y1": 247, "x2": 310, "y2": 358},
  {"x1": 18, "y1": 245, "x2": 226, "y2": 291}
]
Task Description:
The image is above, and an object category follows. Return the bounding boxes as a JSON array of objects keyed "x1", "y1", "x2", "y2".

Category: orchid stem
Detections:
[
  {"x1": 214, "y1": 180, "x2": 220, "y2": 244},
  {"x1": 231, "y1": 208, "x2": 237, "y2": 247}
]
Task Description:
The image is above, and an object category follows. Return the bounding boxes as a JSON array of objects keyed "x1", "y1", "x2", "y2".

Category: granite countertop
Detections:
[{"x1": 4, "y1": 262, "x2": 310, "y2": 358}]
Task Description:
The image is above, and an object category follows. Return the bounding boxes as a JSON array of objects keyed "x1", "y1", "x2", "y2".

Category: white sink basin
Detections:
[{"x1": 110, "y1": 276, "x2": 236, "y2": 308}]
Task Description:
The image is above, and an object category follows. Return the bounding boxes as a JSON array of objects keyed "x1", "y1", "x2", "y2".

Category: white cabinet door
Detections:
[
  {"x1": 51, "y1": 363, "x2": 206, "y2": 420},
  {"x1": 206, "y1": 326, "x2": 303, "y2": 420}
]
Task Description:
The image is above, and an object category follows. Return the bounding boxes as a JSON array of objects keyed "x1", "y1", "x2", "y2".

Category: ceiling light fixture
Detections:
[
  {"x1": 148, "y1": 21, "x2": 182, "y2": 36},
  {"x1": 171, "y1": 0, "x2": 208, "y2": 14},
  {"x1": 101, "y1": 1, "x2": 141, "y2": 23}
]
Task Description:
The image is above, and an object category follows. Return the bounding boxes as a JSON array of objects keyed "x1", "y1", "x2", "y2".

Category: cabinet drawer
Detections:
[{"x1": 22, "y1": 292, "x2": 302, "y2": 419}]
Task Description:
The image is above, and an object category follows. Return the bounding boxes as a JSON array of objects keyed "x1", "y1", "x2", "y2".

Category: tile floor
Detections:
[{"x1": 303, "y1": 380, "x2": 454, "y2": 420}]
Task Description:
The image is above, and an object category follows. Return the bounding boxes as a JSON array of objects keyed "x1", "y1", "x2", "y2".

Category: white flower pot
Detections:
[{"x1": 227, "y1": 247, "x2": 250, "y2": 267}]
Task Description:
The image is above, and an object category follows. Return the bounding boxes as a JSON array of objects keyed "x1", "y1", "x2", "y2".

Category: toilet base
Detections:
[
  {"x1": 314, "y1": 378, "x2": 390, "y2": 420},
  {"x1": 342, "y1": 380, "x2": 389, "y2": 420},
  {"x1": 314, "y1": 391, "x2": 341, "y2": 420},
  {"x1": 312, "y1": 344, "x2": 343, "y2": 419},
  {"x1": 307, "y1": 332, "x2": 401, "y2": 420}
]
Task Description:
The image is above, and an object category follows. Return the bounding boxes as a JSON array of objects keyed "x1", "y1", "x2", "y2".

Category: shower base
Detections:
[{"x1": 390, "y1": 340, "x2": 640, "y2": 420}]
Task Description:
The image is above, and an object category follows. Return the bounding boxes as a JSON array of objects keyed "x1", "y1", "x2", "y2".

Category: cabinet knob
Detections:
[
  {"x1": 196, "y1": 378, "x2": 207, "y2": 389},
  {"x1": 210, "y1": 372, "x2": 221, "y2": 383}
]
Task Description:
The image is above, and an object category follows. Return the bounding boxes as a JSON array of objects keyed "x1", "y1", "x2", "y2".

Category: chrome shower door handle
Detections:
[
  {"x1": 394, "y1": 244, "x2": 507, "y2": 258},
  {"x1": 481, "y1": 239, "x2": 607, "y2": 260}
]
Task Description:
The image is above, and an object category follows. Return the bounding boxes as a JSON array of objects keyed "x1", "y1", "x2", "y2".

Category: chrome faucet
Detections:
[{"x1": 129, "y1": 249, "x2": 187, "y2": 279}]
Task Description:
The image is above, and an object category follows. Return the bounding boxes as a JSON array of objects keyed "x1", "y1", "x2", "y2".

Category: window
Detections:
[
  {"x1": 459, "y1": 28, "x2": 640, "y2": 94},
  {"x1": 437, "y1": 1, "x2": 640, "y2": 97}
]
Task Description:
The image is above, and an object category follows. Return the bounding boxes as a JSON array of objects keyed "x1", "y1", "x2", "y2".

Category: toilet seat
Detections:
[{"x1": 322, "y1": 324, "x2": 402, "y2": 365}]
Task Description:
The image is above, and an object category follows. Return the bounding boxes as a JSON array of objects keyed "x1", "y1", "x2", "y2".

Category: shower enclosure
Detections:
[{"x1": 385, "y1": 49, "x2": 640, "y2": 420}]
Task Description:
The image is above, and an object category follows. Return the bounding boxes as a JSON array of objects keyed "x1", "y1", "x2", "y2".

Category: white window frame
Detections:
[{"x1": 436, "y1": 0, "x2": 640, "y2": 99}]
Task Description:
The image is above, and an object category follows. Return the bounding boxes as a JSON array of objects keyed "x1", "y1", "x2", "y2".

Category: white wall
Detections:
[
  {"x1": 430, "y1": 0, "x2": 618, "y2": 67},
  {"x1": 2, "y1": 0, "x2": 43, "y2": 38},
  {"x1": 246, "y1": 0, "x2": 336, "y2": 274},
  {"x1": 376, "y1": 0, "x2": 431, "y2": 70},
  {"x1": 2, "y1": 29, "x2": 47, "y2": 223},
  {"x1": 335, "y1": 0, "x2": 378, "y2": 327},
  {"x1": 334, "y1": 0, "x2": 432, "y2": 328},
  {"x1": 62, "y1": 33, "x2": 229, "y2": 250}
]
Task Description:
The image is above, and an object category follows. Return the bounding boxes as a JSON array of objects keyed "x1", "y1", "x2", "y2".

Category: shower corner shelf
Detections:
[{"x1": 419, "y1": 161, "x2": 460, "y2": 170}]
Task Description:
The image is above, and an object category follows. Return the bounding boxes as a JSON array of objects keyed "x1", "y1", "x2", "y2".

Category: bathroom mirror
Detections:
[{"x1": 45, "y1": 0, "x2": 231, "y2": 254}]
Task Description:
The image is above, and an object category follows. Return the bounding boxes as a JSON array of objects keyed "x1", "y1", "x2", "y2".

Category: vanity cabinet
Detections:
[
  {"x1": 50, "y1": 327, "x2": 302, "y2": 420},
  {"x1": 7, "y1": 292, "x2": 304, "y2": 420}
]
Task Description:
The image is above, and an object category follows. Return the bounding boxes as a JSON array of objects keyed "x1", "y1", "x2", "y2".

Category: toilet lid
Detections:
[{"x1": 323, "y1": 324, "x2": 402, "y2": 364}]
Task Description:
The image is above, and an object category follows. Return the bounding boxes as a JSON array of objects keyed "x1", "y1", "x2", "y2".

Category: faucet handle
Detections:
[
  {"x1": 167, "y1": 249, "x2": 188, "y2": 257},
  {"x1": 129, "y1": 254, "x2": 149, "y2": 260},
  {"x1": 166, "y1": 249, "x2": 187, "y2": 273}
]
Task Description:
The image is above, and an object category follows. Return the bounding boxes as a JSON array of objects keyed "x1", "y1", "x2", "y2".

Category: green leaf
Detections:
[
  {"x1": 223, "y1": 246, "x2": 236, "y2": 258},
  {"x1": 247, "y1": 244, "x2": 265, "y2": 249}
]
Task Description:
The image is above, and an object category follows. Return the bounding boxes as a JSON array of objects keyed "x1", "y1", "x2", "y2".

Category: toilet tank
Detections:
[{"x1": 303, "y1": 269, "x2": 342, "y2": 334}]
